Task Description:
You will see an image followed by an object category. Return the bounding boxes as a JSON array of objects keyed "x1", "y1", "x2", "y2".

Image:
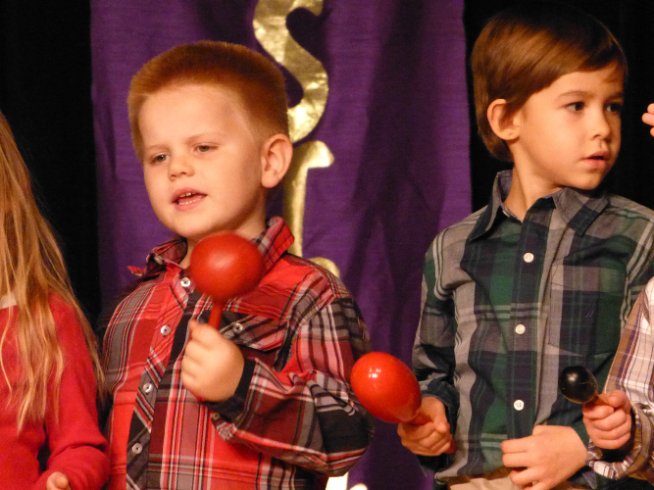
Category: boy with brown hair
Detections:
[
  {"x1": 398, "y1": 2, "x2": 654, "y2": 489},
  {"x1": 101, "y1": 40, "x2": 373, "y2": 489}
]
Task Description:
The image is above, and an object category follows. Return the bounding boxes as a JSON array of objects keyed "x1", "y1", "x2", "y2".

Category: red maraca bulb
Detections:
[
  {"x1": 189, "y1": 232, "x2": 264, "y2": 326},
  {"x1": 351, "y1": 352, "x2": 421, "y2": 424}
]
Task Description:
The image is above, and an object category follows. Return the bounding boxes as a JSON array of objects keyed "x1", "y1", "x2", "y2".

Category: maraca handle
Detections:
[{"x1": 208, "y1": 303, "x2": 224, "y2": 328}]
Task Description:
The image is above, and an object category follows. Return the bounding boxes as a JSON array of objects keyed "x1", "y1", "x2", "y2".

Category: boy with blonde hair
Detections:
[
  {"x1": 399, "y1": 3, "x2": 654, "y2": 489},
  {"x1": 102, "y1": 40, "x2": 373, "y2": 489}
]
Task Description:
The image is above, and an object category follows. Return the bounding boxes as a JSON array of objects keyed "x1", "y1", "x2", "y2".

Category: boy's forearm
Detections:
[
  {"x1": 207, "y1": 298, "x2": 373, "y2": 475},
  {"x1": 209, "y1": 357, "x2": 373, "y2": 474}
]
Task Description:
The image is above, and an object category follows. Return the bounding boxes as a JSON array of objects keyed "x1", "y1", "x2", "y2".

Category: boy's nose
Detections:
[
  {"x1": 592, "y1": 112, "x2": 613, "y2": 140},
  {"x1": 168, "y1": 156, "x2": 194, "y2": 178}
]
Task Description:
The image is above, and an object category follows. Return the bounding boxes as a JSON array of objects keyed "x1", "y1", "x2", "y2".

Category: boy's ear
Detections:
[
  {"x1": 487, "y1": 98, "x2": 519, "y2": 141},
  {"x1": 260, "y1": 134, "x2": 293, "y2": 189}
]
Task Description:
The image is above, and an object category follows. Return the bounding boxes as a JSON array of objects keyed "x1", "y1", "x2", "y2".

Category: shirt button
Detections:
[
  {"x1": 513, "y1": 400, "x2": 525, "y2": 411},
  {"x1": 131, "y1": 443, "x2": 143, "y2": 455},
  {"x1": 514, "y1": 324, "x2": 526, "y2": 335},
  {"x1": 160, "y1": 325, "x2": 171, "y2": 336},
  {"x1": 210, "y1": 412, "x2": 220, "y2": 422},
  {"x1": 523, "y1": 252, "x2": 535, "y2": 263},
  {"x1": 180, "y1": 277, "x2": 192, "y2": 288},
  {"x1": 143, "y1": 382, "x2": 153, "y2": 394},
  {"x1": 233, "y1": 322, "x2": 244, "y2": 333}
]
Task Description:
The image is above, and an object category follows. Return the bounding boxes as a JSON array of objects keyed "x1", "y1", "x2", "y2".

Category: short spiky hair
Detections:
[
  {"x1": 471, "y1": 1, "x2": 626, "y2": 162},
  {"x1": 128, "y1": 40, "x2": 289, "y2": 158}
]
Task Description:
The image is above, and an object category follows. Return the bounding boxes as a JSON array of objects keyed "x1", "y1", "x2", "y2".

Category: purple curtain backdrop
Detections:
[{"x1": 91, "y1": 1, "x2": 470, "y2": 488}]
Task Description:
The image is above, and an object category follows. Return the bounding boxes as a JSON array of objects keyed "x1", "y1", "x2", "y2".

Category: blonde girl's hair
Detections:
[{"x1": 0, "y1": 112, "x2": 103, "y2": 430}]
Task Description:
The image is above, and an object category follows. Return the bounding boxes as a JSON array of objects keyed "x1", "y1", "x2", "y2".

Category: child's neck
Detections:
[{"x1": 504, "y1": 168, "x2": 561, "y2": 221}]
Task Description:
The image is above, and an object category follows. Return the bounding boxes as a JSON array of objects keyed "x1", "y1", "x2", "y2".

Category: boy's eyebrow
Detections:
[
  {"x1": 183, "y1": 131, "x2": 224, "y2": 143},
  {"x1": 557, "y1": 89, "x2": 625, "y2": 100}
]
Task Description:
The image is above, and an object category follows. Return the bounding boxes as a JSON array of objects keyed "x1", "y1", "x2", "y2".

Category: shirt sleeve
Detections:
[
  {"x1": 33, "y1": 299, "x2": 110, "y2": 490},
  {"x1": 587, "y1": 281, "x2": 654, "y2": 483},
  {"x1": 411, "y1": 232, "x2": 459, "y2": 470},
  {"x1": 207, "y1": 296, "x2": 374, "y2": 477}
]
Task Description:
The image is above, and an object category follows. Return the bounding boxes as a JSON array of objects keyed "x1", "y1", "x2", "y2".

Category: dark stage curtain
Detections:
[{"x1": 0, "y1": 0, "x2": 101, "y2": 320}]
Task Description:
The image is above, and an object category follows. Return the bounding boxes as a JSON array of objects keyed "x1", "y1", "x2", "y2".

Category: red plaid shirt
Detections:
[{"x1": 102, "y1": 218, "x2": 373, "y2": 489}]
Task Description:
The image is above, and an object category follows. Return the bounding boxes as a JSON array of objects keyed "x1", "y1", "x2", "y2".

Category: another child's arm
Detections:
[
  {"x1": 585, "y1": 282, "x2": 654, "y2": 483},
  {"x1": 34, "y1": 299, "x2": 109, "y2": 490},
  {"x1": 182, "y1": 297, "x2": 373, "y2": 476},
  {"x1": 642, "y1": 103, "x2": 654, "y2": 136}
]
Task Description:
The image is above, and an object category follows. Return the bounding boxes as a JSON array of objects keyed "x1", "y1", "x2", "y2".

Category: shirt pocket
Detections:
[
  {"x1": 222, "y1": 314, "x2": 289, "y2": 366},
  {"x1": 548, "y1": 253, "x2": 625, "y2": 359}
]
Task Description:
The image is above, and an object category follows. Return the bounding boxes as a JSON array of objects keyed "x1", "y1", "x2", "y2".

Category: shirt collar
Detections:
[
  {"x1": 470, "y1": 169, "x2": 609, "y2": 240},
  {"x1": 138, "y1": 216, "x2": 294, "y2": 278}
]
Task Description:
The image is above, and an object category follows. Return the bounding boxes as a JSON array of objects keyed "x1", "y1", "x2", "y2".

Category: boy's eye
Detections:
[
  {"x1": 567, "y1": 102, "x2": 584, "y2": 112},
  {"x1": 607, "y1": 102, "x2": 623, "y2": 113},
  {"x1": 149, "y1": 153, "x2": 167, "y2": 164},
  {"x1": 196, "y1": 144, "x2": 216, "y2": 153}
]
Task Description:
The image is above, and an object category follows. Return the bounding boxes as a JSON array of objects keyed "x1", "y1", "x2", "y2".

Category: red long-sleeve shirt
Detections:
[
  {"x1": 0, "y1": 294, "x2": 109, "y2": 489},
  {"x1": 103, "y1": 217, "x2": 373, "y2": 489}
]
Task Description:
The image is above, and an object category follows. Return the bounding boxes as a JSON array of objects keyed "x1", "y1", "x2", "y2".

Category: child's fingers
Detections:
[
  {"x1": 397, "y1": 422, "x2": 451, "y2": 455},
  {"x1": 501, "y1": 435, "x2": 530, "y2": 455},
  {"x1": 583, "y1": 402, "x2": 614, "y2": 420},
  {"x1": 594, "y1": 407, "x2": 629, "y2": 429},
  {"x1": 593, "y1": 431, "x2": 632, "y2": 449},
  {"x1": 46, "y1": 472, "x2": 70, "y2": 490},
  {"x1": 508, "y1": 467, "x2": 541, "y2": 488},
  {"x1": 188, "y1": 321, "x2": 234, "y2": 350},
  {"x1": 605, "y1": 390, "x2": 629, "y2": 409}
]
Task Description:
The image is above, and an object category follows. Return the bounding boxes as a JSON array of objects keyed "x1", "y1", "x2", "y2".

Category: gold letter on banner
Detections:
[{"x1": 254, "y1": 0, "x2": 340, "y2": 277}]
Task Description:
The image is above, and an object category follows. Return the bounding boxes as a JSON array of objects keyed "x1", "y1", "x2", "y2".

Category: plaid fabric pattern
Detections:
[
  {"x1": 103, "y1": 217, "x2": 373, "y2": 489},
  {"x1": 413, "y1": 171, "x2": 654, "y2": 481},
  {"x1": 588, "y1": 278, "x2": 654, "y2": 483}
]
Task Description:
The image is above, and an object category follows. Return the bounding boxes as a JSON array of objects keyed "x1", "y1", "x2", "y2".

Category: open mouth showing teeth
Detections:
[{"x1": 175, "y1": 192, "x2": 205, "y2": 205}]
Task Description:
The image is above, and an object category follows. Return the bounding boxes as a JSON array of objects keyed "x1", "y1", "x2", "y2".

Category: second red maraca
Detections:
[
  {"x1": 351, "y1": 351, "x2": 456, "y2": 453},
  {"x1": 189, "y1": 232, "x2": 264, "y2": 327},
  {"x1": 351, "y1": 351, "x2": 426, "y2": 424}
]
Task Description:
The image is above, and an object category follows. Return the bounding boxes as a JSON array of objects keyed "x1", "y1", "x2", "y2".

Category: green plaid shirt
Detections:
[{"x1": 414, "y1": 170, "x2": 654, "y2": 481}]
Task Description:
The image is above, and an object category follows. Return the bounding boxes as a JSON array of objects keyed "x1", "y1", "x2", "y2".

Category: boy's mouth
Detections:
[
  {"x1": 173, "y1": 191, "x2": 206, "y2": 206},
  {"x1": 586, "y1": 151, "x2": 609, "y2": 161}
]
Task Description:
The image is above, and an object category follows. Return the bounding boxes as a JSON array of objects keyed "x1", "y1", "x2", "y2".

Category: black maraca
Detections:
[{"x1": 558, "y1": 365, "x2": 607, "y2": 404}]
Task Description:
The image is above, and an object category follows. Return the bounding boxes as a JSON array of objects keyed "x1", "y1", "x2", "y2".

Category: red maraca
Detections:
[
  {"x1": 351, "y1": 351, "x2": 427, "y2": 423},
  {"x1": 351, "y1": 351, "x2": 455, "y2": 453},
  {"x1": 189, "y1": 232, "x2": 264, "y2": 327}
]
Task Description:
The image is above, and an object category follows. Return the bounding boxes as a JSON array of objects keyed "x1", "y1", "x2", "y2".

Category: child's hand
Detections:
[
  {"x1": 502, "y1": 425, "x2": 586, "y2": 490},
  {"x1": 45, "y1": 472, "x2": 71, "y2": 490},
  {"x1": 642, "y1": 103, "x2": 654, "y2": 137},
  {"x1": 583, "y1": 390, "x2": 632, "y2": 450},
  {"x1": 396, "y1": 396, "x2": 453, "y2": 456},
  {"x1": 181, "y1": 319, "x2": 245, "y2": 402}
]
